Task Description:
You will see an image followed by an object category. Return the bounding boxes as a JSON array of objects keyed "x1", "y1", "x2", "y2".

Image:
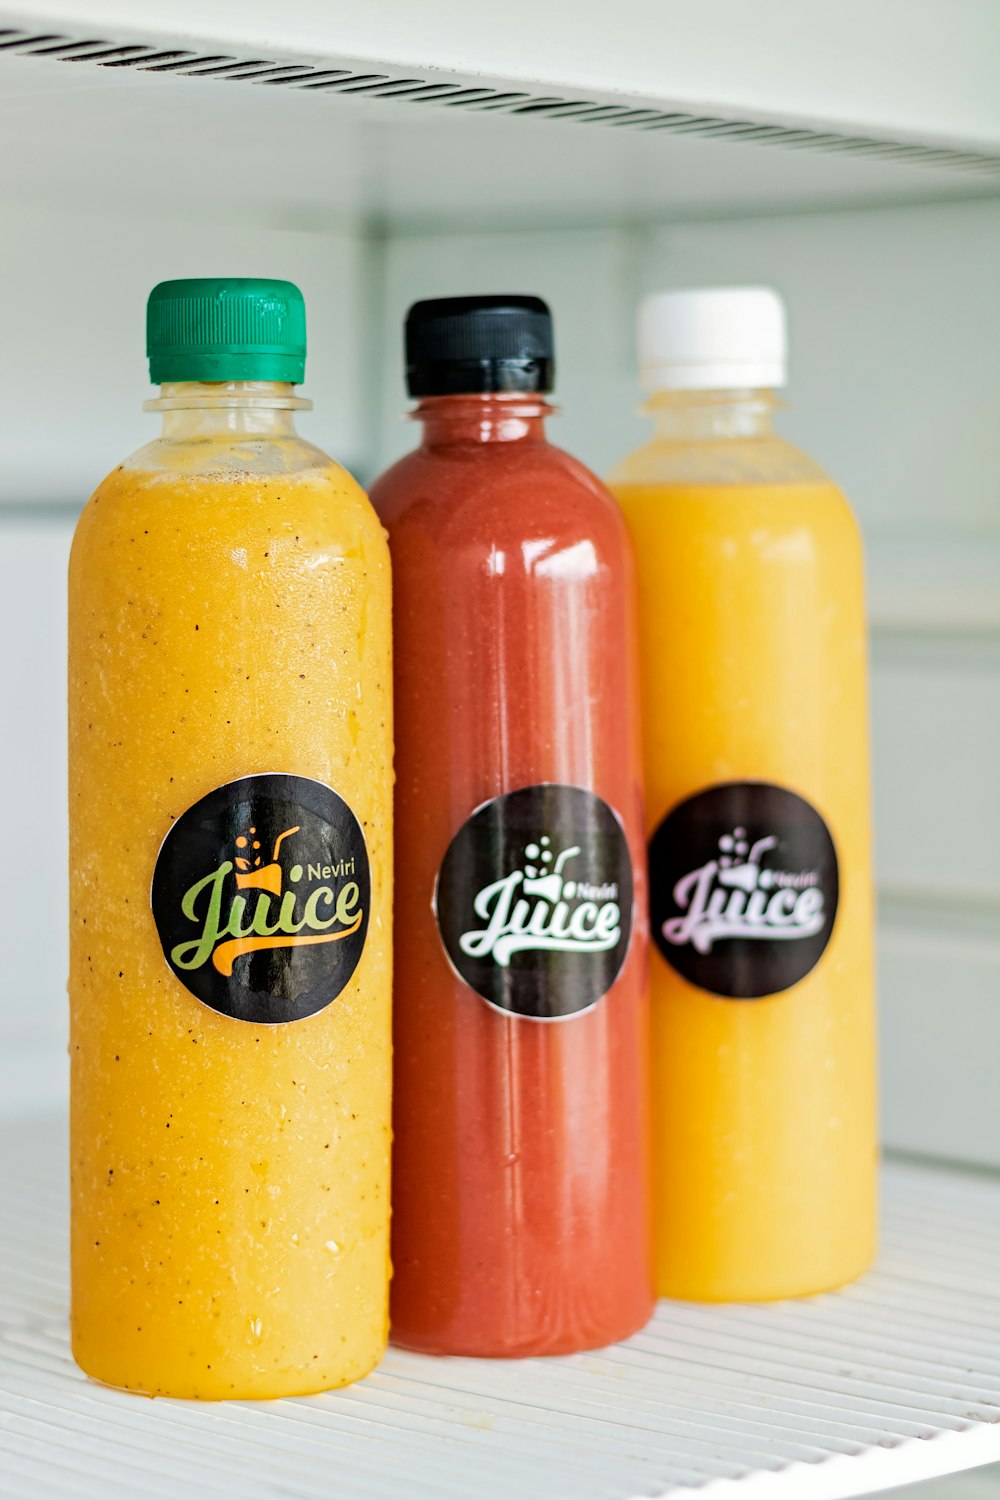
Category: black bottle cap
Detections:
[{"x1": 405, "y1": 294, "x2": 555, "y2": 396}]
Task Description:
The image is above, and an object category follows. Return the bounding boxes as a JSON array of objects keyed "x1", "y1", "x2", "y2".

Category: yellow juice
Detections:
[
  {"x1": 611, "y1": 388, "x2": 876, "y2": 1301},
  {"x1": 69, "y1": 284, "x2": 392, "y2": 1399}
]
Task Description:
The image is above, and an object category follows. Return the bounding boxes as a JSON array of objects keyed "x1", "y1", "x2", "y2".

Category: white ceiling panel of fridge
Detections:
[{"x1": 0, "y1": 4, "x2": 998, "y2": 231}]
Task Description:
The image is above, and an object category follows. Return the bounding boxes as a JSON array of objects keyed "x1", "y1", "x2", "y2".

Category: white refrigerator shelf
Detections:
[{"x1": 2, "y1": 1117, "x2": 1000, "y2": 1500}]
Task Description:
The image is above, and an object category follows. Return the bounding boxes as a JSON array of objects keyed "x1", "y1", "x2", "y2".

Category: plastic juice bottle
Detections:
[
  {"x1": 370, "y1": 295, "x2": 653, "y2": 1355},
  {"x1": 68, "y1": 278, "x2": 393, "y2": 1398},
  {"x1": 609, "y1": 287, "x2": 876, "y2": 1302}
]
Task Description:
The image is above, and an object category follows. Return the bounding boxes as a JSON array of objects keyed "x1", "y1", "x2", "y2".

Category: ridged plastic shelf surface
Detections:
[{"x1": 2, "y1": 1117, "x2": 1000, "y2": 1500}]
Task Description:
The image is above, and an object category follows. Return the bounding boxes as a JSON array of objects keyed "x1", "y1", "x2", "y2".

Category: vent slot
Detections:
[{"x1": 1, "y1": 26, "x2": 998, "y2": 177}]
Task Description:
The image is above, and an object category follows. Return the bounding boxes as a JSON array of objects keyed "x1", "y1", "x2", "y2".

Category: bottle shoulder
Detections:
[
  {"x1": 113, "y1": 431, "x2": 345, "y2": 482},
  {"x1": 608, "y1": 432, "x2": 834, "y2": 490},
  {"x1": 371, "y1": 438, "x2": 626, "y2": 537},
  {"x1": 72, "y1": 438, "x2": 386, "y2": 567}
]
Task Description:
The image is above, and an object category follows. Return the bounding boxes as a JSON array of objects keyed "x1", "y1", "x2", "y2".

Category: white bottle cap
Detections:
[{"x1": 638, "y1": 286, "x2": 787, "y2": 393}]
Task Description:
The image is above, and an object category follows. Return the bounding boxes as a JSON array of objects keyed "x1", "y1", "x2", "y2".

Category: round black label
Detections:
[
  {"x1": 151, "y1": 774, "x2": 370, "y2": 1024},
  {"x1": 649, "y1": 781, "x2": 839, "y2": 999},
  {"x1": 434, "y1": 783, "x2": 634, "y2": 1020}
]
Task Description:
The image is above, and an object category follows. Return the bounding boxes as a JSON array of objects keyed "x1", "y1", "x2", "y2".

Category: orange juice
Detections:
[
  {"x1": 69, "y1": 280, "x2": 393, "y2": 1396},
  {"x1": 609, "y1": 288, "x2": 876, "y2": 1300}
]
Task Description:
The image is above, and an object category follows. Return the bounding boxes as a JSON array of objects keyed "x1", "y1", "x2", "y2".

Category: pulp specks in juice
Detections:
[
  {"x1": 69, "y1": 279, "x2": 393, "y2": 1399},
  {"x1": 70, "y1": 463, "x2": 393, "y2": 1397}
]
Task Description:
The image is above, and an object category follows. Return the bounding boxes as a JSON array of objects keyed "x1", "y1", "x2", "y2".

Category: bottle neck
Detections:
[
  {"x1": 643, "y1": 388, "x2": 781, "y2": 441},
  {"x1": 413, "y1": 394, "x2": 553, "y2": 447},
  {"x1": 144, "y1": 381, "x2": 311, "y2": 440}
]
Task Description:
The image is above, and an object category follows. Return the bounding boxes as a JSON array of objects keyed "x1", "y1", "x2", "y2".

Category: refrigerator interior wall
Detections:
[{"x1": 1, "y1": 191, "x2": 997, "y2": 1161}]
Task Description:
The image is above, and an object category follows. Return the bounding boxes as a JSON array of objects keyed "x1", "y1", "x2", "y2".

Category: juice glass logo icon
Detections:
[
  {"x1": 649, "y1": 781, "x2": 839, "y2": 999},
  {"x1": 151, "y1": 774, "x2": 371, "y2": 1024},
  {"x1": 233, "y1": 823, "x2": 297, "y2": 894},
  {"x1": 435, "y1": 783, "x2": 634, "y2": 1020},
  {"x1": 524, "y1": 836, "x2": 577, "y2": 899}
]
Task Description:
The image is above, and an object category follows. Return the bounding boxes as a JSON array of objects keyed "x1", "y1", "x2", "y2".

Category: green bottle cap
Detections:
[{"x1": 147, "y1": 278, "x2": 307, "y2": 384}]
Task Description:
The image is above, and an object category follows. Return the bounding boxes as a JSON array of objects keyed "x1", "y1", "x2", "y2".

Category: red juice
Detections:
[{"x1": 370, "y1": 296, "x2": 652, "y2": 1355}]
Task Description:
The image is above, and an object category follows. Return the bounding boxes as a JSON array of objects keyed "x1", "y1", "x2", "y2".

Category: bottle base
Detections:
[
  {"x1": 655, "y1": 1246, "x2": 876, "y2": 1304},
  {"x1": 71, "y1": 1339, "x2": 386, "y2": 1402},
  {"x1": 390, "y1": 1297, "x2": 656, "y2": 1359}
]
